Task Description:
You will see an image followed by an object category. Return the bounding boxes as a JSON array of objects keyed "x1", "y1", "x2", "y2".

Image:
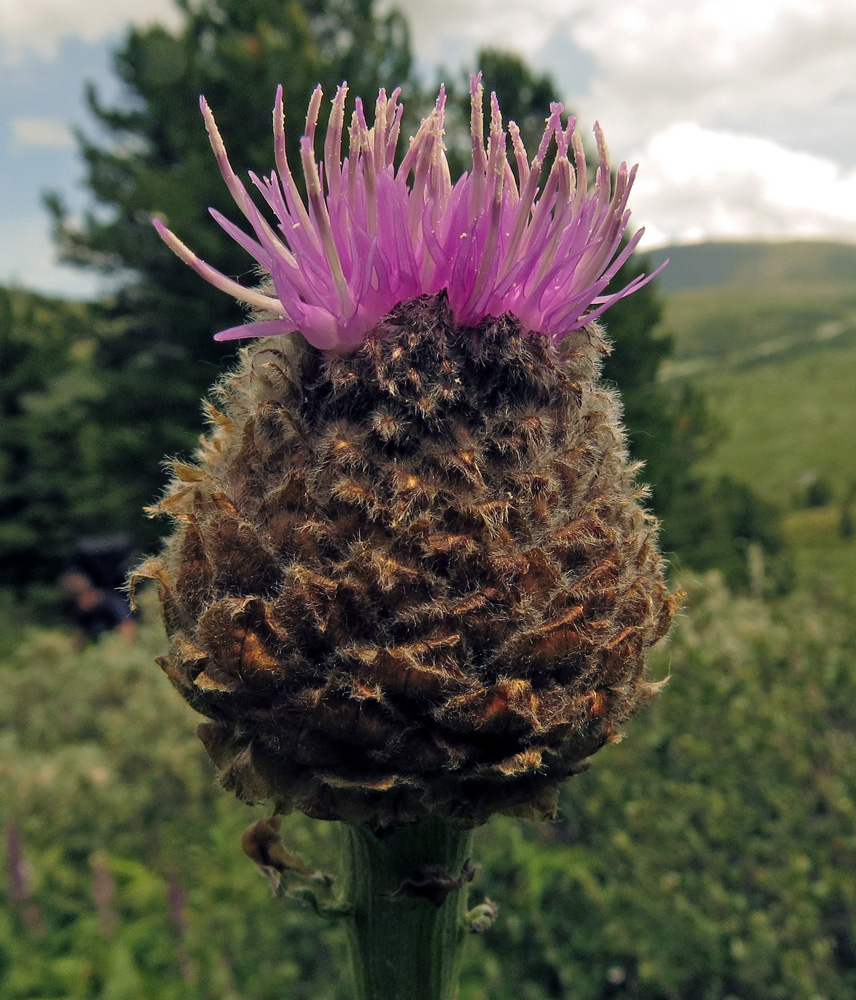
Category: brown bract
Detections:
[{"x1": 134, "y1": 294, "x2": 681, "y2": 827}]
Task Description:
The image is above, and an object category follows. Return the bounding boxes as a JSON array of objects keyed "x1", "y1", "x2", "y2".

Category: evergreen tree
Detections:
[{"x1": 0, "y1": 289, "x2": 107, "y2": 593}]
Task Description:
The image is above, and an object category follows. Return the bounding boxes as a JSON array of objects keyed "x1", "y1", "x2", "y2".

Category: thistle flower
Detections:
[{"x1": 140, "y1": 78, "x2": 680, "y2": 830}]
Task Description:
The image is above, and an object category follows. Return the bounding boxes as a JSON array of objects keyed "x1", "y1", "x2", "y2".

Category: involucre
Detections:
[{"x1": 138, "y1": 76, "x2": 681, "y2": 830}]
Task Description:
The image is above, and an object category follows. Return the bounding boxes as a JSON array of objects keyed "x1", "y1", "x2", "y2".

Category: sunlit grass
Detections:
[{"x1": 657, "y1": 269, "x2": 856, "y2": 591}]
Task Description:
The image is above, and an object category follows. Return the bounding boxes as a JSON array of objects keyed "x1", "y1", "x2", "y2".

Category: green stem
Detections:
[{"x1": 341, "y1": 817, "x2": 475, "y2": 1000}]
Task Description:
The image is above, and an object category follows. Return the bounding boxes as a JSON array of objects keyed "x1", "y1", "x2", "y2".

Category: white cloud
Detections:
[
  {"x1": 391, "y1": 0, "x2": 586, "y2": 67},
  {"x1": 398, "y1": 0, "x2": 856, "y2": 155},
  {"x1": 10, "y1": 116, "x2": 74, "y2": 150},
  {"x1": 0, "y1": 0, "x2": 178, "y2": 63},
  {"x1": 567, "y1": 0, "x2": 856, "y2": 149},
  {"x1": 631, "y1": 123, "x2": 856, "y2": 247}
]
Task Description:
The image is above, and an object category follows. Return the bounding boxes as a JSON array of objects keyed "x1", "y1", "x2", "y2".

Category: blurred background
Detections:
[{"x1": 1, "y1": 1, "x2": 855, "y2": 997}]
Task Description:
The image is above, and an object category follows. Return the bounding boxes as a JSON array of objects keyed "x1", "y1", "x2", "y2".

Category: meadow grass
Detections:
[
  {"x1": 693, "y1": 335, "x2": 856, "y2": 501},
  {"x1": 658, "y1": 272, "x2": 856, "y2": 592}
]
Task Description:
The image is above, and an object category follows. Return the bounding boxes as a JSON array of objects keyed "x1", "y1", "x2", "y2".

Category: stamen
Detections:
[
  {"x1": 300, "y1": 134, "x2": 352, "y2": 315},
  {"x1": 273, "y1": 86, "x2": 321, "y2": 254},
  {"x1": 354, "y1": 98, "x2": 378, "y2": 239},
  {"x1": 153, "y1": 220, "x2": 287, "y2": 315},
  {"x1": 324, "y1": 84, "x2": 348, "y2": 201},
  {"x1": 468, "y1": 74, "x2": 487, "y2": 222},
  {"x1": 200, "y1": 97, "x2": 254, "y2": 225},
  {"x1": 460, "y1": 92, "x2": 505, "y2": 317}
]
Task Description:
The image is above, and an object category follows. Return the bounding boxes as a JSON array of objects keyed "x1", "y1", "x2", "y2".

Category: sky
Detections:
[{"x1": 1, "y1": 0, "x2": 855, "y2": 299}]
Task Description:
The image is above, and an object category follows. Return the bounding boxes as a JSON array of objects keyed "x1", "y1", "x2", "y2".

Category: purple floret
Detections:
[{"x1": 154, "y1": 75, "x2": 665, "y2": 351}]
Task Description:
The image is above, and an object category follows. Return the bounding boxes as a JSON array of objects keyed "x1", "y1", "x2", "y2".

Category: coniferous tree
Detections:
[{"x1": 0, "y1": 289, "x2": 107, "y2": 592}]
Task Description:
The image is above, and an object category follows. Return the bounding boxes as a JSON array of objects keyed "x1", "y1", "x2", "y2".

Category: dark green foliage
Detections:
[
  {"x1": 45, "y1": 0, "x2": 413, "y2": 550},
  {"x1": 603, "y1": 256, "x2": 791, "y2": 595},
  {"x1": 601, "y1": 252, "x2": 719, "y2": 515},
  {"x1": 0, "y1": 605, "x2": 348, "y2": 999},
  {"x1": 805, "y1": 476, "x2": 834, "y2": 509},
  {"x1": 839, "y1": 482, "x2": 856, "y2": 539},
  {"x1": 663, "y1": 474, "x2": 789, "y2": 592},
  {"x1": 4, "y1": 578, "x2": 855, "y2": 998},
  {"x1": 0, "y1": 288, "x2": 105, "y2": 592},
  {"x1": 461, "y1": 575, "x2": 856, "y2": 1000}
]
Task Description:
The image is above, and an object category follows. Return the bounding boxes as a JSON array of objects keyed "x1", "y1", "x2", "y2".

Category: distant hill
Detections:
[
  {"x1": 644, "y1": 239, "x2": 856, "y2": 293},
  {"x1": 647, "y1": 239, "x2": 856, "y2": 591}
]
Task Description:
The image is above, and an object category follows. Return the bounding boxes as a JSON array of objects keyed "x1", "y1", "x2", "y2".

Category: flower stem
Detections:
[{"x1": 341, "y1": 817, "x2": 475, "y2": 1000}]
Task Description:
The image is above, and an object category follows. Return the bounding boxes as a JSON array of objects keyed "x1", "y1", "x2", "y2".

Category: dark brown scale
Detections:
[{"x1": 134, "y1": 293, "x2": 681, "y2": 828}]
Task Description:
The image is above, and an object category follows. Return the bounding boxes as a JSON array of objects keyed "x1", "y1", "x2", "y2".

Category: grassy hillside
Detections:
[
  {"x1": 649, "y1": 241, "x2": 856, "y2": 589},
  {"x1": 646, "y1": 239, "x2": 856, "y2": 293}
]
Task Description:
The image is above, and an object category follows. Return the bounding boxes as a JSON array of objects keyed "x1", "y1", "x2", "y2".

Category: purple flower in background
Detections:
[{"x1": 154, "y1": 75, "x2": 663, "y2": 352}]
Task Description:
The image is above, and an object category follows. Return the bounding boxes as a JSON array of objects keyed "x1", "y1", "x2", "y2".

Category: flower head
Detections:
[
  {"x1": 154, "y1": 76, "x2": 663, "y2": 351},
  {"x1": 141, "y1": 77, "x2": 680, "y2": 829}
]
